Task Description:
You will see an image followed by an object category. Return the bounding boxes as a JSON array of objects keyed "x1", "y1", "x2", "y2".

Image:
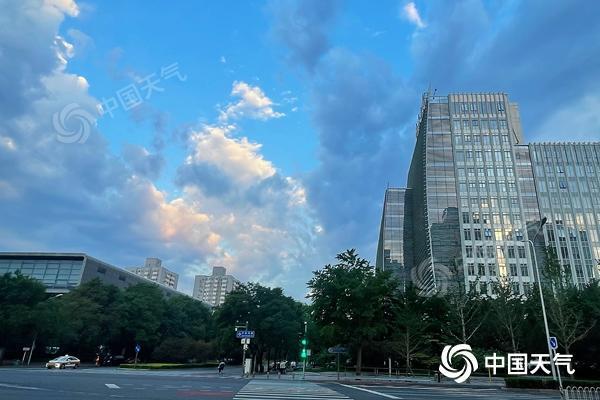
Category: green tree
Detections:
[
  {"x1": 489, "y1": 277, "x2": 526, "y2": 353},
  {"x1": 113, "y1": 283, "x2": 166, "y2": 356},
  {"x1": 388, "y1": 285, "x2": 435, "y2": 373},
  {"x1": 162, "y1": 295, "x2": 212, "y2": 340},
  {"x1": 214, "y1": 283, "x2": 304, "y2": 370},
  {"x1": 308, "y1": 249, "x2": 398, "y2": 374}
]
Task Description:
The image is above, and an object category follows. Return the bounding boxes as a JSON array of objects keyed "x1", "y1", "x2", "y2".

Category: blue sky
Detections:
[{"x1": 0, "y1": 0, "x2": 599, "y2": 299}]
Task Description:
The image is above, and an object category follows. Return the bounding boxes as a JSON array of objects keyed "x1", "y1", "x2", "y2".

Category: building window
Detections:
[
  {"x1": 520, "y1": 264, "x2": 529, "y2": 276},
  {"x1": 464, "y1": 229, "x2": 472, "y2": 240},
  {"x1": 97, "y1": 267, "x2": 106, "y2": 274},
  {"x1": 466, "y1": 246, "x2": 473, "y2": 258},
  {"x1": 488, "y1": 264, "x2": 497, "y2": 276},
  {"x1": 510, "y1": 264, "x2": 518, "y2": 276},
  {"x1": 474, "y1": 229, "x2": 482, "y2": 241},
  {"x1": 468, "y1": 263, "x2": 475, "y2": 276}
]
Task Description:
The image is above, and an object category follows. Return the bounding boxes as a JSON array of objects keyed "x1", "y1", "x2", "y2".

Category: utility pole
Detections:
[{"x1": 235, "y1": 321, "x2": 249, "y2": 377}]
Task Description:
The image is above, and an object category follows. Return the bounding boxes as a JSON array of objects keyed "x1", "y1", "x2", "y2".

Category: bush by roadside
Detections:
[{"x1": 120, "y1": 362, "x2": 219, "y2": 370}]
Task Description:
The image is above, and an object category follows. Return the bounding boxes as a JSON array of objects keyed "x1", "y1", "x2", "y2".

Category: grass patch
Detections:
[
  {"x1": 505, "y1": 376, "x2": 600, "y2": 389},
  {"x1": 120, "y1": 362, "x2": 219, "y2": 370}
]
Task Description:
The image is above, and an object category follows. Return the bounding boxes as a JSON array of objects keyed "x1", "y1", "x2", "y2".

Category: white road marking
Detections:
[
  {"x1": 105, "y1": 383, "x2": 120, "y2": 389},
  {"x1": 0, "y1": 383, "x2": 46, "y2": 391},
  {"x1": 338, "y1": 384, "x2": 402, "y2": 399}
]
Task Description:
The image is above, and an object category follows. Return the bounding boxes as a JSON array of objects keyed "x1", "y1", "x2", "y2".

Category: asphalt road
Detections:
[{"x1": 0, "y1": 367, "x2": 561, "y2": 399}]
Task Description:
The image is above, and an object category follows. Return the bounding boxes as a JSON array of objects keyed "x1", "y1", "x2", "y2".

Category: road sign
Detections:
[
  {"x1": 306, "y1": 349, "x2": 311, "y2": 356},
  {"x1": 235, "y1": 330, "x2": 255, "y2": 339},
  {"x1": 240, "y1": 338, "x2": 251, "y2": 345},
  {"x1": 22, "y1": 347, "x2": 31, "y2": 351},
  {"x1": 549, "y1": 336, "x2": 558, "y2": 350},
  {"x1": 135, "y1": 344, "x2": 141, "y2": 353},
  {"x1": 328, "y1": 346, "x2": 348, "y2": 354},
  {"x1": 243, "y1": 344, "x2": 249, "y2": 351}
]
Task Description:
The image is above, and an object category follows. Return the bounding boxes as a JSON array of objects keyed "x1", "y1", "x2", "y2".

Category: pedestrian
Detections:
[
  {"x1": 218, "y1": 361, "x2": 225, "y2": 374},
  {"x1": 280, "y1": 360, "x2": 287, "y2": 374}
]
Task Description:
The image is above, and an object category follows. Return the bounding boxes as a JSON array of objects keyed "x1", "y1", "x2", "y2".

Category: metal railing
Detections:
[{"x1": 563, "y1": 386, "x2": 600, "y2": 400}]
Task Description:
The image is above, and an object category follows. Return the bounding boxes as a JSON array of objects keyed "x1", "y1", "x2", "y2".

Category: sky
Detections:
[{"x1": 1, "y1": 0, "x2": 599, "y2": 299}]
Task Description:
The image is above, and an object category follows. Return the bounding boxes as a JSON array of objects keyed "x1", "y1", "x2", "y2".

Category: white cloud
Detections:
[
  {"x1": 402, "y1": 2, "x2": 426, "y2": 29},
  {"x1": 0, "y1": 0, "x2": 321, "y2": 299},
  {"x1": 186, "y1": 124, "x2": 276, "y2": 186},
  {"x1": 219, "y1": 81, "x2": 285, "y2": 122}
]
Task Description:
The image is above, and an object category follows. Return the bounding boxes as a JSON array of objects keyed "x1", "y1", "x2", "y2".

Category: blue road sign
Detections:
[
  {"x1": 135, "y1": 344, "x2": 141, "y2": 353},
  {"x1": 549, "y1": 337, "x2": 558, "y2": 350},
  {"x1": 235, "y1": 330, "x2": 255, "y2": 339},
  {"x1": 327, "y1": 346, "x2": 348, "y2": 354}
]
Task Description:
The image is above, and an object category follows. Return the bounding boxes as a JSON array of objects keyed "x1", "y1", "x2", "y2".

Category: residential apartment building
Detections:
[
  {"x1": 128, "y1": 257, "x2": 179, "y2": 289},
  {"x1": 193, "y1": 266, "x2": 240, "y2": 307},
  {"x1": 377, "y1": 92, "x2": 600, "y2": 295}
]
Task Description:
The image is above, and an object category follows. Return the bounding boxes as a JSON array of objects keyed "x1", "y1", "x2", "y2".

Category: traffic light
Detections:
[{"x1": 300, "y1": 337, "x2": 308, "y2": 359}]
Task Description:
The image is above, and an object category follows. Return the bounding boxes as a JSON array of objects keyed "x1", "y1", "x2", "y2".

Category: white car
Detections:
[{"x1": 46, "y1": 355, "x2": 80, "y2": 369}]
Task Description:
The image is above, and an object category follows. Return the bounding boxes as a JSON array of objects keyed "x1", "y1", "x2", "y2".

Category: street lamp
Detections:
[
  {"x1": 27, "y1": 293, "x2": 63, "y2": 366},
  {"x1": 527, "y1": 217, "x2": 560, "y2": 386}
]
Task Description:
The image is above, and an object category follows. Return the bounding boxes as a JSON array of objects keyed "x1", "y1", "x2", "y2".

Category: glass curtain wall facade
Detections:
[
  {"x1": 405, "y1": 92, "x2": 540, "y2": 296},
  {"x1": 376, "y1": 188, "x2": 412, "y2": 286},
  {"x1": 530, "y1": 142, "x2": 600, "y2": 286},
  {"x1": 407, "y1": 94, "x2": 461, "y2": 295}
]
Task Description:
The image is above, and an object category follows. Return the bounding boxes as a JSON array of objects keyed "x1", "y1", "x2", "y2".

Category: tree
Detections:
[
  {"x1": 0, "y1": 272, "x2": 48, "y2": 360},
  {"x1": 441, "y1": 263, "x2": 487, "y2": 345},
  {"x1": 113, "y1": 283, "x2": 166, "y2": 356},
  {"x1": 489, "y1": 277, "x2": 526, "y2": 353},
  {"x1": 389, "y1": 285, "x2": 434, "y2": 373},
  {"x1": 162, "y1": 295, "x2": 212, "y2": 340},
  {"x1": 214, "y1": 283, "x2": 304, "y2": 370},
  {"x1": 308, "y1": 249, "x2": 398, "y2": 374}
]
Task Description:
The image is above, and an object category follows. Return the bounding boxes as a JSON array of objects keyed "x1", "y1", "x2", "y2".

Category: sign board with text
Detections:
[{"x1": 235, "y1": 330, "x2": 255, "y2": 339}]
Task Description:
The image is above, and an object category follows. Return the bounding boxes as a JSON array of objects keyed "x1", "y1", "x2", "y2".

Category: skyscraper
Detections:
[
  {"x1": 193, "y1": 266, "x2": 240, "y2": 307},
  {"x1": 376, "y1": 188, "x2": 412, "y2": 287},
  {"x1": 529, "y1": 142, "x2": 600, "y2": 286},
  {"x1": 383, "y1": 92, "x2": 554, "y2": 295},
  {"x1": 128, "y1": 257, "x2": 179, "y2": 289}
]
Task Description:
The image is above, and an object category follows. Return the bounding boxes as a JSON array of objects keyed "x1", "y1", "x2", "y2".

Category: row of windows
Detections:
[
  {"x1": 468, "y1": 282, "x2": 533, "y2": 297},
  {"x1": 452, "y1": 101, "x2": 505, "y2": 115},
  {"x1": 465, "y1": 243, "x2": 527, "y2": 258},
  {"x1": 466, "y1": 262, "x2": 529, "y2": 277},
  {"x1": 454, "y1": 133, "x2": 511, "y2": 146},
  {"x1": 456, "y1": 150, "x2": 513, "y2": 163},
  {"x1": 452, "y1": 118, "x2": 508, "y2": 132}
]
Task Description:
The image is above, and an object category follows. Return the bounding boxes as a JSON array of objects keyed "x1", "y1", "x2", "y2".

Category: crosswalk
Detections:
[{"x1": 234, "y1": 380, "x2": 349, "y2": 400}]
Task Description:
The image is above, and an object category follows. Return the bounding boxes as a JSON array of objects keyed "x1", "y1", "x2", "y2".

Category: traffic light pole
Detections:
[{"x1": 302, "y1": 321, "x2": 307, "y2": 380}]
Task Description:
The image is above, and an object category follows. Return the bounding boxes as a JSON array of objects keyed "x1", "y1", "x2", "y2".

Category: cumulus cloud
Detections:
[
  {"x1": 219, "y1": 81, "x2": 284, "y2": 122},
  {"x1": 0, "y1": 0, "x2": 319, "y2": 298},
  {"x1": 402, "y1": 2, "x2": 426, "y2": 29}
]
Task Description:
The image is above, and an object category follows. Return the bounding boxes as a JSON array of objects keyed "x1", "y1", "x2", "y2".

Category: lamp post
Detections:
[
  {"x1": 27, "y1": 293, "x2": 63, "y2": 366},
  {"x1": 527, "y1": 217, "x2": 559, "y2": 383}
]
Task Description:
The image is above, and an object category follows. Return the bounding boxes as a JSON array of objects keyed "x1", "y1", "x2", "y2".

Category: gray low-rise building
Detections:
[{"x1": 0, "y1": 252, "x2": 185, "y2": 298}]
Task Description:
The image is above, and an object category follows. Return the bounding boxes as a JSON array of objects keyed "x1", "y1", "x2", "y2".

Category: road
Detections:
[{"x1": 0, "y1": 367, "x2": 561, "y2": 399}]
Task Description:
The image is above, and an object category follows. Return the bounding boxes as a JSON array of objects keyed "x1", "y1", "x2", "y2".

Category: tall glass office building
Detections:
[
  {"x1": 376, "y1": 188, "x2": 412, "y2": 287},
  {"x1": 529, "y1": 143, "x2": 600, "y2": 286},
  {"x1": 381, "y1": 92, "x2": 554, "y2": 295}
]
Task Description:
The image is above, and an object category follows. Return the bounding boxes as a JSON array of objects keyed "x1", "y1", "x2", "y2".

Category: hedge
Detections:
[{"x1": 120, "y1": 362, "x2": 219, "y2": 370}]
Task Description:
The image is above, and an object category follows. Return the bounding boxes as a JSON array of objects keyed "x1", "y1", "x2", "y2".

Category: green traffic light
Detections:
[
  {"x1": 301, "y1": 338, "x2": 307, "y2": 346},
  {"x1": 300, "y1": 349, "x2": 307, "y2": 359}
]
